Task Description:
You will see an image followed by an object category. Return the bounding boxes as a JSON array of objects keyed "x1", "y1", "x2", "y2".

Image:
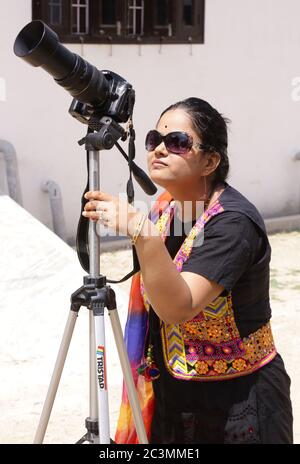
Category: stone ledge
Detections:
[{"x1": 264, "y1": 214, "x2": 300, "y2": 234}]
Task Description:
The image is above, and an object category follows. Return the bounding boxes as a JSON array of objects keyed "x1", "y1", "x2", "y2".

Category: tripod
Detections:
[{"x1": 33, "y1": 127, "x2": 148, "y2": 444}]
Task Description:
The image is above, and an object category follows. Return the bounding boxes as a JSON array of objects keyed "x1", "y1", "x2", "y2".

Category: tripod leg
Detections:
[
  {"x1": 89, "y1": 310, "x2": 98, "y2": 421},
  {"x1": 33, "y1": 310, "x2": 78, "y2": 444},
  {"x1": 93, "y1": 309, "x2": 110, "y2": 444},
  {"x1": 109, "y1": 308, "x2": 148, "y2": 444}
]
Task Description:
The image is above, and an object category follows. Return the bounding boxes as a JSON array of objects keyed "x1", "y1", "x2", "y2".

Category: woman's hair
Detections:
[{"x1": 160, "y1": 97, "x2": 230, "y2": 186}]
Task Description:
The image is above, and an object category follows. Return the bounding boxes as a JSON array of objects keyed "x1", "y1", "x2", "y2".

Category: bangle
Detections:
[{"x1": 131, "y1": 214, "x2": 148, "y2": 245}]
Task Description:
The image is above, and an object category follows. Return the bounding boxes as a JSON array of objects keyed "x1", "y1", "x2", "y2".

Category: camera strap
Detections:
[{"x1": 125, "y1": 97, "x2": 135, "y2": 205}]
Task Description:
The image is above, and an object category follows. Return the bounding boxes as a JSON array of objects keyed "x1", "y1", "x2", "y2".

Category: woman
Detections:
[{"x1": 83, "y1": 97, "x2": 293, "y2": 444}]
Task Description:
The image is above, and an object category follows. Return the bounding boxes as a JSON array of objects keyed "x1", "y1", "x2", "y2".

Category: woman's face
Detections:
[{"x1": 147, "y1": 109, "x2": 207, "y2": 192}]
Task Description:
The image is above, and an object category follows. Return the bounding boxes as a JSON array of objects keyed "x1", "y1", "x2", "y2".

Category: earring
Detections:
[{"x1": 199, "y1": 176, "x2": 208, "y2": 203}]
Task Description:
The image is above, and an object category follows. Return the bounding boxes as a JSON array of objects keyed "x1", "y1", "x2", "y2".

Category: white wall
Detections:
[{"x1": 1, "y1": 0, "x2": 300, "y2": 242}]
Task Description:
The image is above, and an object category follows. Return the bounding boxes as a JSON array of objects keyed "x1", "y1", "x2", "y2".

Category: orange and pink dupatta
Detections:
[{"x1": 114, "y1": 190, "x2": 172, "y2": 444}]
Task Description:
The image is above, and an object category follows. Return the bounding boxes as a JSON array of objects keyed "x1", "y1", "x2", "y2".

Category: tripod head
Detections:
[{"x1": 79, "y1": 117, "x2": 126, "y2": 151}]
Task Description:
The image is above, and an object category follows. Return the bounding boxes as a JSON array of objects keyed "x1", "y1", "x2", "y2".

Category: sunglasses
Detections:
[{"x1": 145, "y1": 130, "x2": 212, "y2": 155}]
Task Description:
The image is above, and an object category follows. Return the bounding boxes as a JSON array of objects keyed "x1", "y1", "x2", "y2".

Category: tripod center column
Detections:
[{"x1": 88, "y1": 150, "x2": 100, "y2": 277}]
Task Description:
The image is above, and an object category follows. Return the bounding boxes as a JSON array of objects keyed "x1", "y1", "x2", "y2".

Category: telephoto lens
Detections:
[{"x1": 14, "y1": 20, "x2": 110, "y2": 109}]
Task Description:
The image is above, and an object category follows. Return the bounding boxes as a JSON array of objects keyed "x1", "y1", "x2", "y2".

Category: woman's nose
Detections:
[{"x1": 154, "y1": 141, "x2": 168, "y2": 156}]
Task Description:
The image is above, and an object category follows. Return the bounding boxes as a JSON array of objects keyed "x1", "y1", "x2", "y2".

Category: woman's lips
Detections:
[{"x1": 152, "y1": 160, "x2": 168, "y2": 168}]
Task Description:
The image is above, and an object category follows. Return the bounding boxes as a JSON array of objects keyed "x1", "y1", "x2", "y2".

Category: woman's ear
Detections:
[{"x1": 203, "y1": 152, "x2": 221, "y2": 176}]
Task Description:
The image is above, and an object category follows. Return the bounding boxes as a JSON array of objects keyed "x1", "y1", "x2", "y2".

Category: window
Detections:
[
  {"x1": 32, "y1": 0, "x2": 205, "y2": 44},
  {"x1": 153, "y1": 0, "x2": 172, "y2": 37},
  {"x1": 101, "y1": 0, "x2": 116, "y2": 25},
  {"x1": 71, "y1": 0, "x2": 89, "y2": 34},
  {"x1": 49, "y1": 0, "x2": 62, "y2": 25},
  {"x1": 127, "y1": 0, "x2": 144, "y2": 36},
  {"x1": 156, "y1": 0, "x2": 169, "y2": 26},
  {"x1": 183, "y1": 0, "x2": 193, "y2": 26}
]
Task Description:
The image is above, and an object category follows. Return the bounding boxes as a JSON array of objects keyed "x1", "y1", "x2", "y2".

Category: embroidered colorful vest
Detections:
[{"x1": 140, "y1": 197, "x2": 277, "y2": 381}]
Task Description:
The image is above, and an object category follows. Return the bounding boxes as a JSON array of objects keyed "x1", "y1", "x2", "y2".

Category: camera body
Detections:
[
  {"x1": 101, "y1": 70, "x2": 135, "y2": 123},
  {"x1": 69, "y1": 70, "x2": 135, "y2": 128}
]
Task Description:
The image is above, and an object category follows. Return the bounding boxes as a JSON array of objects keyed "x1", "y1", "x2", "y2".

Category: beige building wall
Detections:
[{"x1": 1, "y1": 0, "x2": 300, "y2": 242}]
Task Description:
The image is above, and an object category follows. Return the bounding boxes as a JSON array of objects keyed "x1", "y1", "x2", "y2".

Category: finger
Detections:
[
  {"x1": 84, "y1": 191, "x2": 99, "y2": 200},
  {"x1": 84, "y1": 201, "x2": 112, "y2": 213},
  {"x1": 95, "y1": 200, "x2": 112, "y2": 210},
  {"x1": 84, "y1": 200, "x2": 104, "y2": 212},
  {"x1": 84, "y1": 191, "x2": 112, "y2": 201},
  {"x1": 82, "y1": 211, "x2": 100, "y2": 221}
]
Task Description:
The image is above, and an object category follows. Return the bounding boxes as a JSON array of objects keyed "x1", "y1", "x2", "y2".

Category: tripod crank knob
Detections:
[{"x1": 85, "y1": 130, "x2": 114, "y2": 150}]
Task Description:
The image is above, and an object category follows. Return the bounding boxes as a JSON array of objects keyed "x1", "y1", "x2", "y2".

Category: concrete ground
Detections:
[{"x1": 0, "y1": 195, "x2": 299, "y2": 444}]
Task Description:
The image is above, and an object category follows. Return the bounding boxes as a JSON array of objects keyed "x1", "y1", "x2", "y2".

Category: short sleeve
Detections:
[{"x1": 181, "y1": 212, "x2": 261, "y2": 292}]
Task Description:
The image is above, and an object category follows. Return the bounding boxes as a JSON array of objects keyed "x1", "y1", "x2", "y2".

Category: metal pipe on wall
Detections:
[
  {"x1": 0, "y1": 139, "x2": 23, "y2": 205},
  {"x1": 41, "y1": 180, "x2": 68, "y2": 243}
]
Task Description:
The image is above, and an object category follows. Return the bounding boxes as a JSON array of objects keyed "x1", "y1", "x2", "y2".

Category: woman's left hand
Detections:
[{"x1": 82, "y1": 190, "x2": 141, "y2": 237}]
